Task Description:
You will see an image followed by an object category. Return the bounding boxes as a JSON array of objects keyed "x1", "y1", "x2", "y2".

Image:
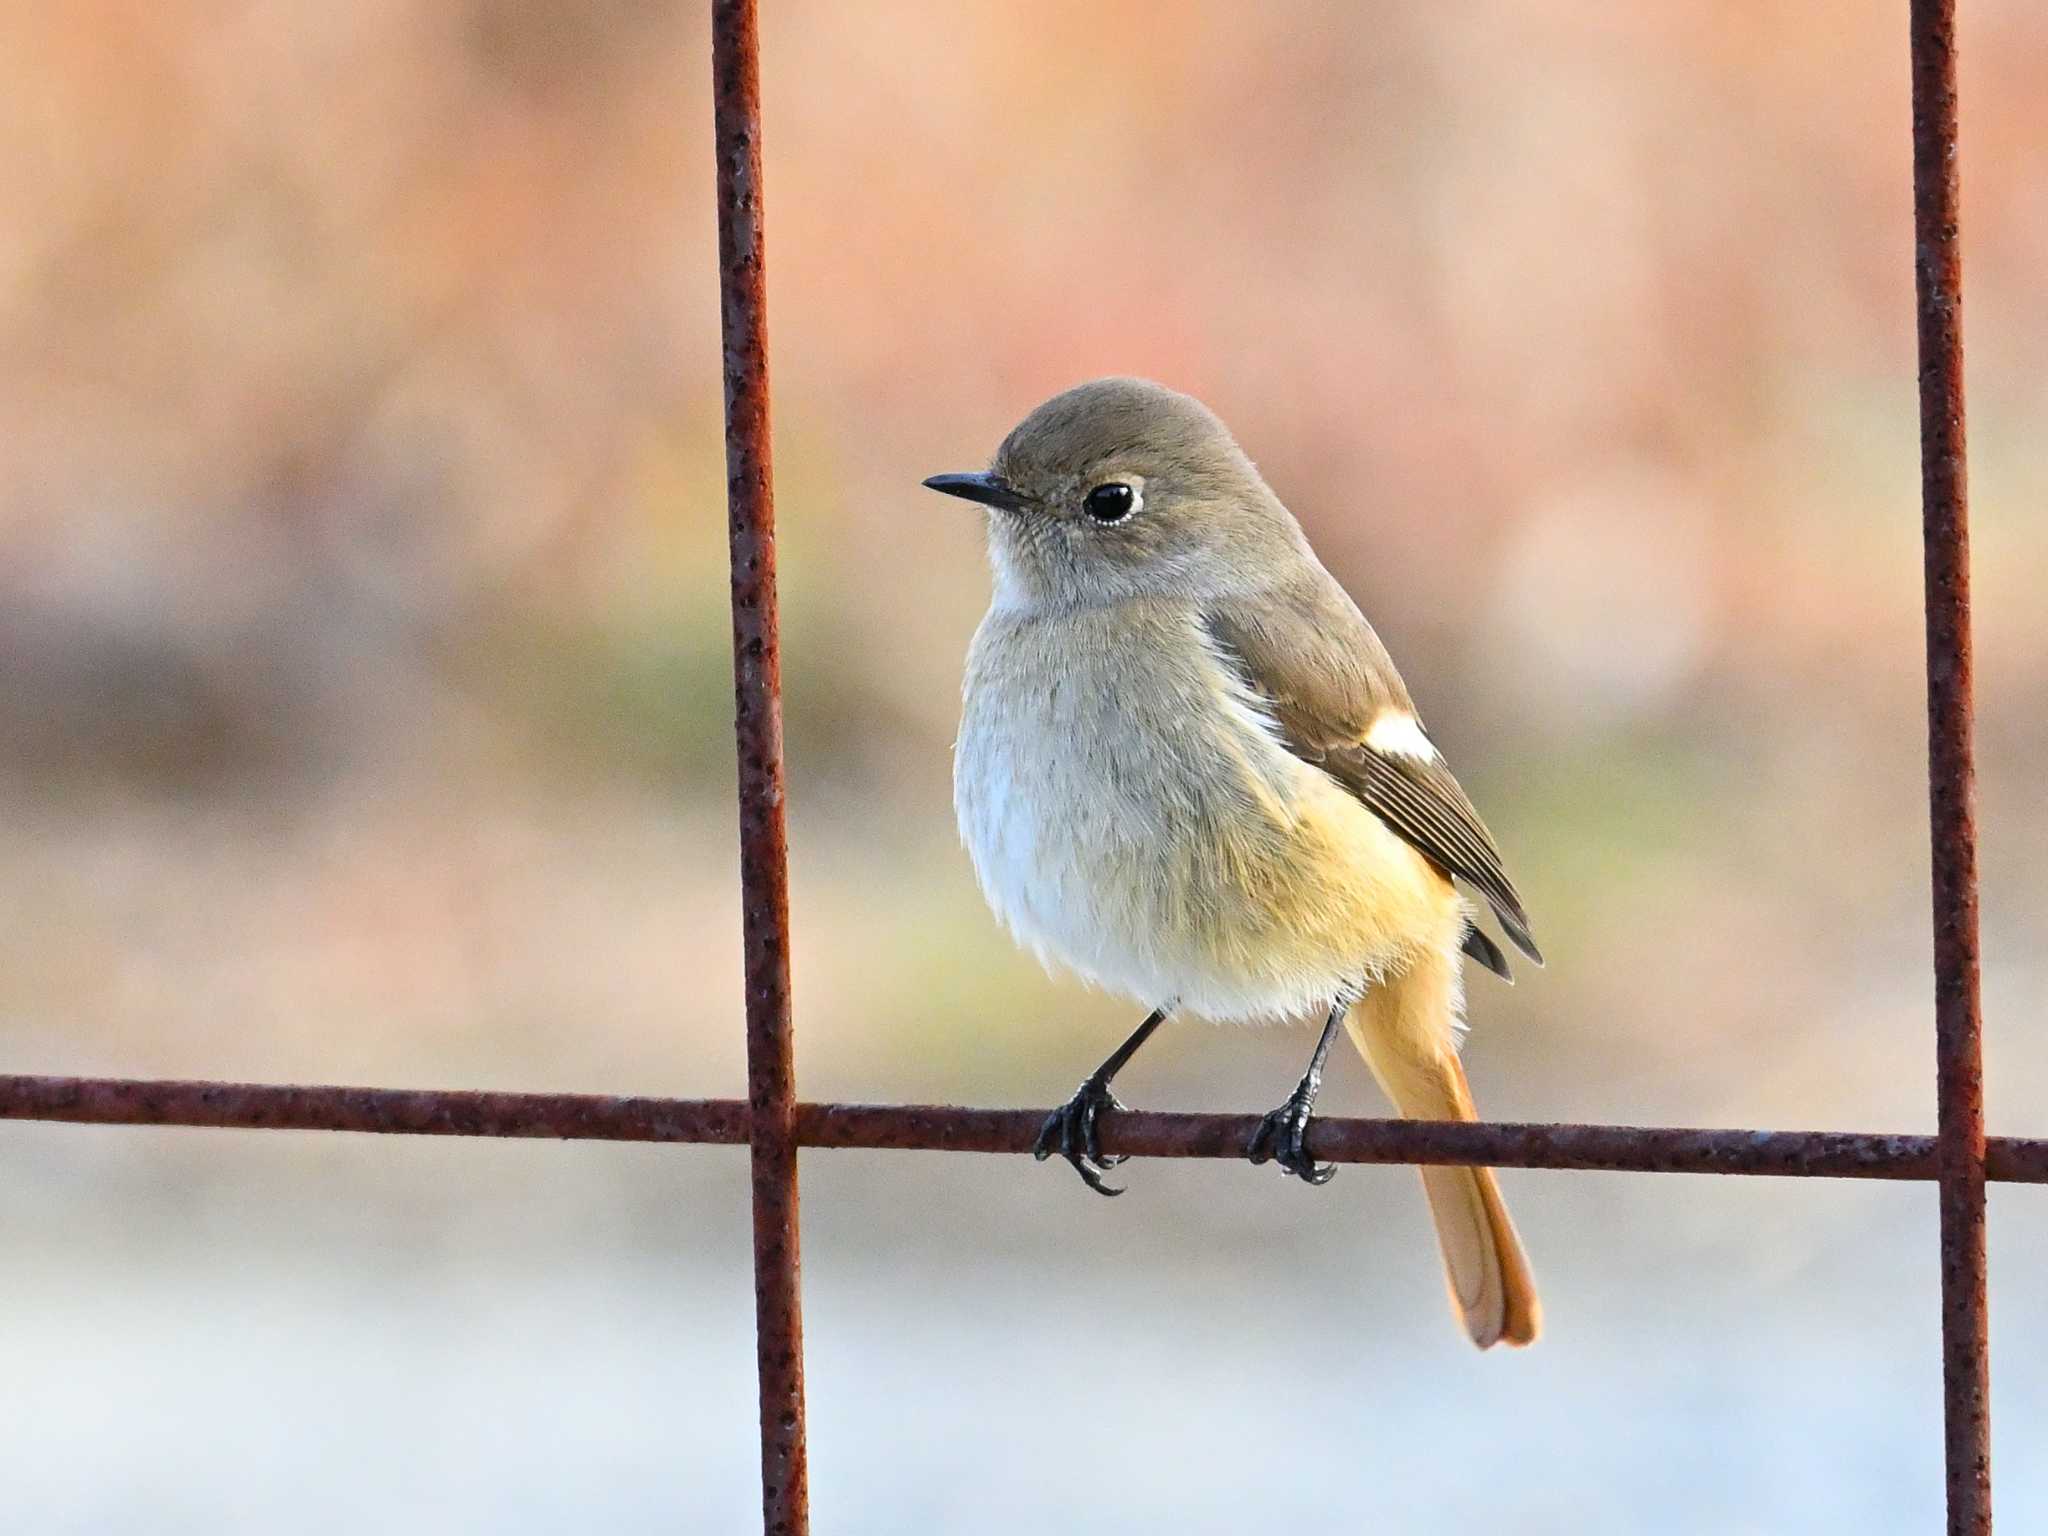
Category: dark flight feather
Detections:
[
  {"x1": 1460, "y1": 922, "x2": 1513, "y2": 982},
  {"x1": 1203, "y1": 595, "x2": 1542, "y2": 970}
]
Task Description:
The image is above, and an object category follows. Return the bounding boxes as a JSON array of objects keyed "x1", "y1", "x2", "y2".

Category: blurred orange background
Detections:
[{"x1": 3, "y1": 3, "x2": 2044, "y2": 1531}]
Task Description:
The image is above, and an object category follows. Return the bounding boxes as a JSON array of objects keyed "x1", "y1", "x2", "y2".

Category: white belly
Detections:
[{"x1": 953, "y1": 605, "x2": 1455, "y2": 1022}]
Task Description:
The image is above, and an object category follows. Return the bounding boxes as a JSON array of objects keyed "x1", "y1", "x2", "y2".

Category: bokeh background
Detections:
[{"x1": 4, "y1": 2, "x2": 2046, "y2": 1531}]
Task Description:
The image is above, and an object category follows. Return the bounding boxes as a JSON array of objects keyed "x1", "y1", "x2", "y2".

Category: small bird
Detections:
[{"x1": 926, "y1": 378, "x2": 1542, "y2": 1348}]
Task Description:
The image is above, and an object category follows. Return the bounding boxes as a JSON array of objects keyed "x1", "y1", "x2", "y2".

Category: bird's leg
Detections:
[
  {"x1": 1247, "y1": 1001, "x2": 1347, "y2": 1185},
  {"x1": 1035, "y1": 1006, "x2": 1169, "y2": 1197}
]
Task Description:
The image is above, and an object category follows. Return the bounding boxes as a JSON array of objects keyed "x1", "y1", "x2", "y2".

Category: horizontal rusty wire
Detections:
[{"x1": 0, "y1": 1073, "x2": 2042, "y2": 1182}]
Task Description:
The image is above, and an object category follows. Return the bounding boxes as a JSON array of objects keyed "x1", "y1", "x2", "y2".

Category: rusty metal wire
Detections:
[
  {"x1": 3, "y1": 1074, "x2": 2044, "y2": 1183},
  {"x1": 1908, "y1": 2, "x2": 1989, "y2": 1531},
  {"x1": 711, "y1": 1, "x2": 809, "y2": 1531},
  {"x1": 0, "y1": 3, "x2": 1996, "y2": 1533}
]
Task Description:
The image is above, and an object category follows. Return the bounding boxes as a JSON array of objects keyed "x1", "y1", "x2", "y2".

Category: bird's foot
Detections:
[
  {"x1": 1034, "y1": 1076, "x2": 1129, "y2": 1197},
  {"x1": 1247, "y1": 1081, "x2": 1336, "y2": 1185}
]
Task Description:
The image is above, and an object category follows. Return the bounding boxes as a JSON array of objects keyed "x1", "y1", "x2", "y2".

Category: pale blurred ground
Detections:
[{"x1": 3, "y1": 2, "x2": 2047, "y2": 1531}]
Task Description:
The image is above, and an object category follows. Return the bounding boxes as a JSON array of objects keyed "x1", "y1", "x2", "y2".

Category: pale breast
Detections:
[{"x1": 953, "y1": 601, "x2": 1454, "y2": 1021}]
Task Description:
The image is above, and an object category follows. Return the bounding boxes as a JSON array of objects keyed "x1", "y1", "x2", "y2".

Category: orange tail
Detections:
[{"x1": 1346, "y1": 950, "x2": 1540, "y2": 1349}]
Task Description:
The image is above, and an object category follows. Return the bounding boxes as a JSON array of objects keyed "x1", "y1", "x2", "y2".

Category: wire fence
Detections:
[{"x1": 0, "y1": 2, "x2": 1995, "y2": 1532}]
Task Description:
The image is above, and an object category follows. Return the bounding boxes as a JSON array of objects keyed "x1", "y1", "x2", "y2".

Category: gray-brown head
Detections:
[{"x1": 925, "y1": 378, "x2": 1312, "y2": 610}]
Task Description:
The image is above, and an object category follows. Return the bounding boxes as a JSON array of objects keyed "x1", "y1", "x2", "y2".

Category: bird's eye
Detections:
[{"x1": 1083, "y1": 482, "x2": 1137, "y2": 524}]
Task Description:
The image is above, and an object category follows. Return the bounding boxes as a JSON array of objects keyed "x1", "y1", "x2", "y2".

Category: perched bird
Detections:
[{"x1": 926, "y1": 378, "x2": 1542, "y2": 1348}]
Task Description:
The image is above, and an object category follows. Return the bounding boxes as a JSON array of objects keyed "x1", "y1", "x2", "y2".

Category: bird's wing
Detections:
[{"x1": 1203, "y1": 584, "x2": 1542, "y2": 969}]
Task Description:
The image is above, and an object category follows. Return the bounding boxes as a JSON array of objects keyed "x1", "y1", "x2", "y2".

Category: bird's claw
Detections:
[
  {"x1": 1034, "y1": 1076, "x2": 1128, "y2": 1196},
  {"x1": 1247, "y1": 1084, "x2": 1336, "y2": 1185}
]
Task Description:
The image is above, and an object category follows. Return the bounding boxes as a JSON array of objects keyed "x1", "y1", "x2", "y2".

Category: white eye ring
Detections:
[{"x1": 1083, "y1": 481, "x2": 1140, "y2": 524}]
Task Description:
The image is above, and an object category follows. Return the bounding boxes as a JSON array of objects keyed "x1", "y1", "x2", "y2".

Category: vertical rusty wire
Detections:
[
  {"x1": 1909, "y1": 1, "x2": 1989, "y2": 1531},
  {"x1": 712, "y1": 1, "x2": 810, "y2": 1532}
]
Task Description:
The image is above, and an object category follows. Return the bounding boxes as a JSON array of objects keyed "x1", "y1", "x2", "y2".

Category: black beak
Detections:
[{"x1": 922, "y1": 472, "x2": 1033, "y2": 513}]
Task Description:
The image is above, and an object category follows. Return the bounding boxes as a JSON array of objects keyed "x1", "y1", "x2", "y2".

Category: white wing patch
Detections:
[{"x1": 1365, "y1": 709, "x2": 1438, "y2": 761}]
